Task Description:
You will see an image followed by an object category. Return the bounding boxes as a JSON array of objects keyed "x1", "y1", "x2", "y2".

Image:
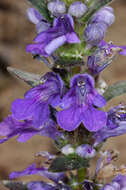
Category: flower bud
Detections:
[
  {"x1": 76, "y1": 144, "x2": 96, "y2": 158},
  {"x1": 91, "y1": 6, "x2": 115, "y2": 26},
  {"x1": 68, "y1": 1, "x2": 88, "y2": 18},
  {"x1": 27, "y1": 8, "x2": 43, "y2": 24},
  {"x1": 61, "y1": 144, "x2": 75, "y2": 155},
  {"x1": 47, "y1": 0, "x2": 66, "y2": 16},
  {"x1": 84, "y1": 22, "x2": 107, "y2": 46}
]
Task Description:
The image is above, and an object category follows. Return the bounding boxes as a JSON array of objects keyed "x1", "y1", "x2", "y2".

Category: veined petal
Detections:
[
  {"x1": 33, "y1": 103, "x2": 49, "y2": 128},
  {"x1": 93, "y1": 92, "x2": 106, "y2": 107},
  {"x1": 11, "y1": 99, "x2": 36, "y2": 120},
  {"x1": 57, "y1": 106, "x2": 82, "y2": 131},
  {"x1": 82, "y1": 107, "x2": 107, "y2": 132}
]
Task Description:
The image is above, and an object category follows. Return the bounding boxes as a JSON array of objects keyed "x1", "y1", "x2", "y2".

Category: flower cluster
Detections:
[{"x1": 0, "y1": 0, "x2": 126, "y2": 189}]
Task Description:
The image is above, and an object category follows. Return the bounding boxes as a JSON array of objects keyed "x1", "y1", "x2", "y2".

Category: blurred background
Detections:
[{"x1": 0, "y1": 0, "x2": 126, "y2": 181}]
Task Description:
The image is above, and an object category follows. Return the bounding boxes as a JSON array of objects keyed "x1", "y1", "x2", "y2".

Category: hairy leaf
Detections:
[
  {"x1": 103, "y1": 81, "x2": 126, "y2": 101},
  {"x1": 7, "y1": 67, "x2": 41, "y2": 87}
]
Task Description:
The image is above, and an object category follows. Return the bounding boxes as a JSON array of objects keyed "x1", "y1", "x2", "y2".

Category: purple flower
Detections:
[
  {"x1": 76, "y1": 144, "x2": 96, "y2": 158},
  {"x1": 26, "y1": 14, "x2": 80, "y2": 57},
  {"x1": 87, "y1": 48, "x2": 111, "y2": 76},
  {"x1": 9, "y1": 163, "x2": 65, "y2": 183},
  {"x1": 0, "y1": 116, "x2": 61, "y2": 143},
  {"x1": 27, "y1": 8, "x2": 50, "y2": 33},
  {"x1": 28, "y1": 182, "x2": 72, "y2": 190},
  {"x1": 94, "y1": 104, "x2": 126, "y2": 146},
  {"x1": 68, "y1": 1, "x2": 88, "y2": 18},
  {"x1": 91, "y1": 6, "x2": 115, "y2": 27},
  {"x1": 28, "y1": 182, "x2": 56, "y2": 190},
  {"x1": 47, "y1": 0, "x2": 66, "y2": 16},
  {"x1": 57, "y1": 74, "x2": 107, "y2": 132},
  {"x1": 99, "y1": 40, "x2": 126, "y2": 56},
  {"x1": 84, "y1": 22, "x2": 107, "y2": 46},
  {"x1": 11, "y1": 72, "x2": 64, "y2": 128},
  {"x1": 101, "y1": 175, "x2": 126, "y2": 190}
]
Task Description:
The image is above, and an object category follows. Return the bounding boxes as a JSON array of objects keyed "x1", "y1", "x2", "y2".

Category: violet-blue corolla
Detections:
[
  {"x1": 99, "y1": 40, "x2": 126, "y2": 56},
  {"x1": 9, "y1": 163, "x2": 65, "y2": 183},
  {"x1": 27, "y1": 8, "x2": 50, "y2": 34},
  {"x1": 94, "y1": 104, "x2": 126, "y2": 146},
  {"x1": 26, "y1": 14, "x2": 80, "y2": 57},
  {"x1": 87, "y1": 48, "x2": 112, "y2": 76},
  {"x1": 11, "y1": 72, "x2": 64, "y2": 128},
  {"x1": 57, "y1": 74, "x2": 107, "y2": 132},
  {"x1": 101, "y1": 175, "x2": 126, "y2": 190},
  {"x1": 0, "y1": 115, "x2": 61, "y2": 143},
  {"x1": 9, "y1": 163, "x2": 71, "y2": 190}
]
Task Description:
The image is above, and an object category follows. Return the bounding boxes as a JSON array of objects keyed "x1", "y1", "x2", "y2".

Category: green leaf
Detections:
[
  {"x1": 28, "y1": 0, "x2": 51, "y2": 22},
  {"x1": 7, "y1": 67, "x2": 41, "y2": 87},
  {"x1": 80, "y1": 0, "x2": 113, "y2": 23},
  {"x1": 49, "y1": 155, "x2": 89, "y2": 172},
  {"x1": 103, "y1": 81, "x2": 126, "y2": 101}
]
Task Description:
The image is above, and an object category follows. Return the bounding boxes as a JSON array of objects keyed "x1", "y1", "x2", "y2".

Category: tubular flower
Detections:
[
  {"x1": 101, "y1": 175, "x2": 126, "y2": 190},
  {"x1": 57, "y1": 74, "x2": 107, "y2": 132},
  {"x1": 94, "y1": 104, "x2": 126, "y2": 146},
  {"x1": 11, "y1": 72, "x2": 64, "y2": 128},
  {"x1": 26, "y1": 14, "x2": 80, "y2": 57},
  {"x1": 0, "y1": 116, "x2": 61, "y2": 143}
]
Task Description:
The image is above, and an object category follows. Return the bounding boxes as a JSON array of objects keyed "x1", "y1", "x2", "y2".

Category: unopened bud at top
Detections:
[
  {"x1": 68, "y1": 1, "x2": 88, "y2": 18},
  {"x1": 91, "y1": 6, "x2": 115, "y2": 27},
  {"x1": 47, "y1": 0, "x2": 66, "y2": 16},
  {"x1": 84, "y1": 22, "x2": 107, "y2": 46}
]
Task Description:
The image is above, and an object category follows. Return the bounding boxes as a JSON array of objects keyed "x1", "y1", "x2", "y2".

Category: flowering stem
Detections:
[{"x1": 78, "y1": 168, "x2": 87, "y2": 189}]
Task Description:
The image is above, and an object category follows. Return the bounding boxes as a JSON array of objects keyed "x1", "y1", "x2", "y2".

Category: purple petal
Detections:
[
  {"x1": 36, "y1": 21, "x2": 50, "y2": 34},
  {"x1": 94, "y1": 121, "x2": 126, "y2": 145},
  {"x1": 27, "y1": 8, "x2": 44, "y2": 24},
  {"x1": 11, "y1": 99, "x2": 35, "y2": 120},
  {"x1": 82, "y1": 107, "x2": 107, "y2": 132},
  {"x1": 45, "y1": 36, "x2": 66, "y2": 55},
  {"x1": 66, "y1": 32, "x2": 80, "y2": 43},
  {"x1": 33, "y1": 103, "x2": 49, "y2": 128},
  {"x1": 57, "y1": 106, "x2": 82, "y2": 131},
  {"x1": 70, "y1": 74, "x2": 95, "y2": 89},
  {"x1": 93, "y1": 92, "x2": 106, "y2": 107},
  {"x1": 9, "y1": 163, "x2": 65, "y2": 183},
  {"x1": 28, "y1": 182, "x2": 56, "y2": 190}
]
